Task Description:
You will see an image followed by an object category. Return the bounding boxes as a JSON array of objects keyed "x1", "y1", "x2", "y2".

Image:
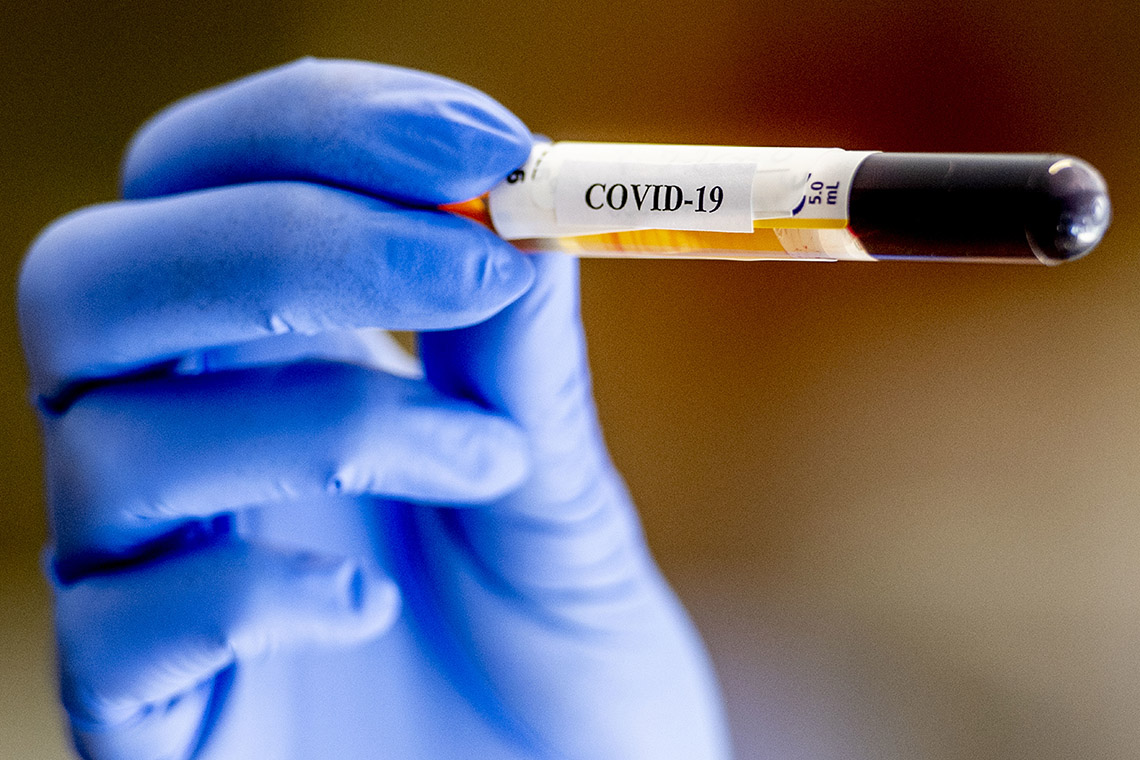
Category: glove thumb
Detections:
[{"x1": 419, "y1": 254, "x2": 651, "y2": 599}]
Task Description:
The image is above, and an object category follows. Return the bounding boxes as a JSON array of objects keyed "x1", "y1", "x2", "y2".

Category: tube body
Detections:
[{"x1": 448, "y1": 142, "x2": 1110, "y2": 264}]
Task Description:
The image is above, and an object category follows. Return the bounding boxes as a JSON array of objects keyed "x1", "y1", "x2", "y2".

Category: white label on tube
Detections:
[
  {"x1": 487, "y1": 142, "x2": 876, "y2": 241},
  {"x1": 554, "y1": 160, "x2": 756, "y2": 233}
]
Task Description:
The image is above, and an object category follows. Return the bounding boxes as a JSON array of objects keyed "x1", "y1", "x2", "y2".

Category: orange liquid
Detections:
[{"x1": 442, "y1": 196, "x2": 851, "y2": 261}]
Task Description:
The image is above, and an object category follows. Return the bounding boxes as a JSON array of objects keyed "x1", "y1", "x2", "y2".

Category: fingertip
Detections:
[
  {"x1": 339, "y1": 562, "x2": 402, "y2": 641},
  {"x1": 416, "y1": 81, "x2": 533, "y2": 203},
  {"x1": 443, "y1": 413, "x2": 532, "y2": 503},
  {"x1": 482, "y1": 415, "x2": 532, "y2": 497},
  {"x1": 356, "y1": 393, "x2": 532, "y2": 504},
  {"x1": 278, "y1": 553, "x2": 400, "y2": 645},
  {"x1": 393, "y1": 214, "x2": 535, "y2": 329},
  {"x1": 482, "y1": 233, "x2": 537, "y2": 314}
]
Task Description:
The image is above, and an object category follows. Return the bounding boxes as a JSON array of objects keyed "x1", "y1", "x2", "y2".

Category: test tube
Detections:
[{"x1": 444, "y1": 142, "x2": 1110, "y2": 264}]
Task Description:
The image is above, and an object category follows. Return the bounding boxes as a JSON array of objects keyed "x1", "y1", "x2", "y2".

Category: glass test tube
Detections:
[{"x1": 444, "y1": 142, "x2": 1111, "y2": 264}]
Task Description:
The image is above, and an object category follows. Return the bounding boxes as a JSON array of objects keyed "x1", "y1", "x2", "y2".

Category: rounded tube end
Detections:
[{"x1": 1026, "y1": 157, "x2": 1111, "y2": 264}]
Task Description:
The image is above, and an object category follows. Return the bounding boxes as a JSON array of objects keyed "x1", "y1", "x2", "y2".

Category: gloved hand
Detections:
[{"x1": 19, "y1": 58, "x2": 731, "y2": 760}]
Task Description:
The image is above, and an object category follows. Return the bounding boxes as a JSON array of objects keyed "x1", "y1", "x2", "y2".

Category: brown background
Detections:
[{"x1": 2, "y1": 1, "x2": 1138, "y2": 757}]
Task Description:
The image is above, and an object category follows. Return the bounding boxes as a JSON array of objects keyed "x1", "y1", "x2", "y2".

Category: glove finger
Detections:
[
  {"x1": 418, "y1": 255, "x2": 652, "y2": 601},
  {"x1": 54, "y1": 540, "x2": 398, "y2": 757},
  {"x1": 46, "y1": 361, "x2": 530, "y2": 570},
  {"x1": 121, "y1": 57, "x2": 531, "y2": 204},
  {"x1": 19, "y1": 180, "x2": 533, "y2": 401}
]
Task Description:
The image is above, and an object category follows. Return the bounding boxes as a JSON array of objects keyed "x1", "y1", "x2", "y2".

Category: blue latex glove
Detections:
[{"x1": 19, "y1": 59, "x2": 731, "y2": 760}]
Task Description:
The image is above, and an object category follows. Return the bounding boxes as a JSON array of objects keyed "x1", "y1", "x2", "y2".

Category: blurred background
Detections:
[{"x1": 1, "y1": 0, "x2": 1137, "y2": 757}]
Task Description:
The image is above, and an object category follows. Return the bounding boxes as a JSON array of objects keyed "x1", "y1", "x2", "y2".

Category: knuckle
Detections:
[
  {"x1": 18, "y1": 209, "x2": 91, "y2": 330},
  {"x1": 45, "y1": 408, "x2": 116, "y2": 522},
  {"x1": 45, "y1": 396, "x2": 148, "y2": 529}
]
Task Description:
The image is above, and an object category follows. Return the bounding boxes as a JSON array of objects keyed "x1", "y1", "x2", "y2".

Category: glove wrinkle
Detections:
[
  {"x1": 36, "y1": 359, "x2": 184, "y2": 418},
  {"x1": 435, "y1": 507, "x2": 647, "y2": 643},
  {"x1": 186, "y1": 665, "x2": 236, "y2": 760},
  {"x1": 383, "y1": 501, "x2": 554, "y2": 759}
]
